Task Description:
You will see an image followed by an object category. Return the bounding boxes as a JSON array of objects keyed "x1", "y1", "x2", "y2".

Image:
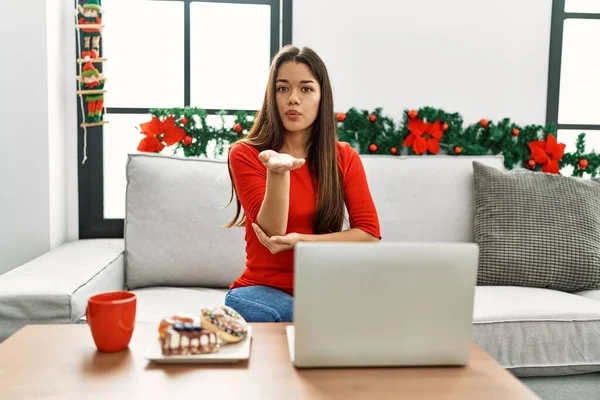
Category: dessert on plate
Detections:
[{"x1": 158, "y1": 306, "x2": 248, "y2": 356}]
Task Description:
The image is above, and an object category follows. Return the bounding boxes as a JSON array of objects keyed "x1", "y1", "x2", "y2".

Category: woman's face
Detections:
[{"x1": 275, "y1": 61, "x2": 321, "y2": 134}]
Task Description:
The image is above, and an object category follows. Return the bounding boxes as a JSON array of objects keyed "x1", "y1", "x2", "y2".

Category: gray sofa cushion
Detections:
[
  {"x1": 473, "y1": 162, "x2": 600, "y2": 292},
  {"x1": 129, "y1": 287, "x2": 228, "y2": 323},
  {"x1": 473, "y1": 286, "x2": 600, "y2": 377},
  {"x1": 125, "y1": 153, "x2": 246, "y2": 290},
  {"x1": 0, "y1": 239, "x2": 125, "y2": 341}
]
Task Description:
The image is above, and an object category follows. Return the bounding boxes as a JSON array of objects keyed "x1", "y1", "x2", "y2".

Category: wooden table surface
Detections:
[{"x1": 0, "y1": 323, "x2": 539, "y2": 399}]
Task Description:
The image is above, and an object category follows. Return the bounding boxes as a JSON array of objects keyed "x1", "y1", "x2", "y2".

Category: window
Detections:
[
  {"x1": 78, "y1": 0, "x2": 292, "y2": 238},
  {"x1": 547, "y1": 0, "x2": 600, "y2": 174}
]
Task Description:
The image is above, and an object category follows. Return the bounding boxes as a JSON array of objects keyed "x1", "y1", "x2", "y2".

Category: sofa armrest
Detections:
[{"x1": 0, "y1": 239, "x2": 125, "y2": 341}]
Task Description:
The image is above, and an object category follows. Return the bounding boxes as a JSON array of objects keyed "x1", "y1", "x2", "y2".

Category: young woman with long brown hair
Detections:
[{"x1": 225, "y1": 45, "x2": 381, "y2": 322}]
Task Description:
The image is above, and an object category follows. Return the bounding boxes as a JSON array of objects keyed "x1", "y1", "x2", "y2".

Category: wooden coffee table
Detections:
[{"x1": 0, "y1": 324, "x2": 538, "y2": 399}]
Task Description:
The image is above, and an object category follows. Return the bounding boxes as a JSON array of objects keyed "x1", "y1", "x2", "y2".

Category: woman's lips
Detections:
[{"x1": 286, "y1": 110, "x2": 300, "y2": 120}]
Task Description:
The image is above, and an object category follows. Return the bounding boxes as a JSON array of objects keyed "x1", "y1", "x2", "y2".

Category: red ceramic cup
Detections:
[{"x1": 86, "y1": 291, "x2": 137, "y2": 352}]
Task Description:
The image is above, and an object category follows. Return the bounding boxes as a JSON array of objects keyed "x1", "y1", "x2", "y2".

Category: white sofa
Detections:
[{"x1": 1, "y1": 152, "x2": 600, "y2": 400}]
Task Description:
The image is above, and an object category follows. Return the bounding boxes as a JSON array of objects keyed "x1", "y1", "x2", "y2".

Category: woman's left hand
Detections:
[{"x1": 252, "y1": 223, "x2": 303, "y2": 254}]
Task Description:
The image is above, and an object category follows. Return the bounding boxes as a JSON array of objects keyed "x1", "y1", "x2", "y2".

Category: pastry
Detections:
[
  {"x1": 200, "y1": 305, "x2": 248, "y2": 344},
  {"x1": 158, "y1": 314, "x2": 200, "y2": 339},
  {"x1": 161, "y1": 322, "x2": 218, "y2": 355}
]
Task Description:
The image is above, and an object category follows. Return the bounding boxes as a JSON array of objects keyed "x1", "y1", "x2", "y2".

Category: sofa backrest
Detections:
[
  {"x1": 124, "y1": 152, "x2": 505, "y2": 290},
  {"x1": 361, "y1": 155, "x2": 505, "y2": 243}
]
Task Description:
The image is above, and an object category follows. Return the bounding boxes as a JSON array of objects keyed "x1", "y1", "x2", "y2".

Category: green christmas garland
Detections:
[{"x1": 144, "y1": 106, "x2": 600, "y2": 177}]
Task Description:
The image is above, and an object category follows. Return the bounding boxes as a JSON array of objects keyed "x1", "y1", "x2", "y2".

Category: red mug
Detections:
[{"x1": 86, "y1": 291, "x2": 137, "y2": 352}]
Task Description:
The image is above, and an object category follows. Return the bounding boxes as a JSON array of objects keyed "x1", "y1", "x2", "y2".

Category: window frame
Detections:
[
  {"x1": 77, "y1": 0, "x2": 293, "y2": 238},
  {"x1": 546, "y1": 0, "x2": 600, "y2": 130}
]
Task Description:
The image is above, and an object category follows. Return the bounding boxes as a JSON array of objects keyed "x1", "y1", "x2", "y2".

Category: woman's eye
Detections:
[
  {"x1": 277, "y1": 86, "x2": 288, "y2": 92},
  {"x1": 302, "y1": 87, "x2": 313, "y2": 93}
]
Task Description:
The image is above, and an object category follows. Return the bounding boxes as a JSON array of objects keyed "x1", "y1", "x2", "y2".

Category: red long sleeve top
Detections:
[{"x1": 228, "y1": 141, "x2": 381, "y2": 296}]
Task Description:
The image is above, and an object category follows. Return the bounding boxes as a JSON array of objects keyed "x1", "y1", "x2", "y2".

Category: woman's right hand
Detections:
[{"x1": 258, "y1": 150, "x2": 305, "y2": 173}]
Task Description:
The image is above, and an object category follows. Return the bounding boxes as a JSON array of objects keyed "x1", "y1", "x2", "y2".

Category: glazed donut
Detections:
[
  {"x1": 158, "y1": 314, "x2": 200, "y2": 339},
  {"x1": 200, "y1": 305, "x2": 248, "y2": 343}
]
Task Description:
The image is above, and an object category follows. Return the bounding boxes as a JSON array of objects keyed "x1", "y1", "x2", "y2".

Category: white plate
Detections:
[{"x1": 143, "y1": 326, "x2": 252, "y2": 364}]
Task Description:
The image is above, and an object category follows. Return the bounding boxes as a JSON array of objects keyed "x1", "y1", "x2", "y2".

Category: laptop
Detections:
[{"x1": 287, "y1": 241, "x2": 479, "y2": 368}]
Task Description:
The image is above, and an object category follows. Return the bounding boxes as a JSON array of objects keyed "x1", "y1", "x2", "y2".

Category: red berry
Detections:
[
  {"x1": 454, "y1": 146, "x2": 462, "y2": 154},
  {"x1": 479, "y1": 119, "x2": 489, "y2": 128},
  {"x1": 512, "y1": 128, "x2": 520, "y2": 136},
  {"x1": 368, "y1": 143, "x2": 378, "y2": 153},
  {"x1": 336, "y1": 113, "x2": 347, "y2": 122},
  {"x1": 183, "y1": 136, "x2": 192, "y2": 146},
  {"x1": 408, "y1": 110, "x2": 418, "y2": 119},
  {"x1": 579, "y1": 159, "x2": 589, "y2": 169},
  {"x1": 181, "y1": 117, "x2": 188, "y2": 125},
  {"x1": 390, "y1": 147, "x2": 398, "y2": 155},
  {"x1": 369, "y1": 114, "x2": 377, "y2": 123},
  {"x1": 233, "y1": 123, "x2": 243, "y2": 133},
  {"x1": 442, "y1": 122, "x2": 449, "y2": 131},
  {"x1": 527, "y1": 160, "x2": 536, "y2": 169}
]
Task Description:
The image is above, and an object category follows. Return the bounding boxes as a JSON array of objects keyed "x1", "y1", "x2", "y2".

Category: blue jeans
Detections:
[{"x1": 225, "y1": 286, "x2": 294, "y2": 323}]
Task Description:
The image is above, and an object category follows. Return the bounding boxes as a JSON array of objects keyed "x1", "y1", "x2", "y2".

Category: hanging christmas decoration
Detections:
[
  {"x1": 75, "y1": 0, "x2": 107, "y2": 164},
  {"x1": 78, "y1": 62, "x2": 105, "y2": 123},
  {"x1": 77, "y1": 0, "x2": 102, "y2": 59}
]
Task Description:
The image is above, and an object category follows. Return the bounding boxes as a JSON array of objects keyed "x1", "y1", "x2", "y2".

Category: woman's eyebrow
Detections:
[{"x1": 275, "y1": 79, "x2": 316, "y2": 84}]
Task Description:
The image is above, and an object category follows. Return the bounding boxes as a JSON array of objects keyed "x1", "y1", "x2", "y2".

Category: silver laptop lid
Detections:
[{"x1": 292, "y1": 242, "x2": 478, "y2": 368}]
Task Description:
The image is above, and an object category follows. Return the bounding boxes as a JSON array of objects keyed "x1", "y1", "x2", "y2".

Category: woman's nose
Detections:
[{"x1": 288, "y1": 90, "x2": 300, "y2": 105}]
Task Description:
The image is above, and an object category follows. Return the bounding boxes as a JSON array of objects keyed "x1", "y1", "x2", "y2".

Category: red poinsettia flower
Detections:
[
  {"x1": 137, "y1": 116, "x2": 186, "y2": 152},
  {"x1": 402, "y1": 119, "x2": 444, "y2": 155},
  {"x1": 528, "y1": 134, "x2": 566, "y2": 174}
]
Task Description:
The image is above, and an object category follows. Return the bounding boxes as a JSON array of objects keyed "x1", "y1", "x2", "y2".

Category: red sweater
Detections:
[{"x1": 228, "y1": 141, "x2": 381, "y2": 296}]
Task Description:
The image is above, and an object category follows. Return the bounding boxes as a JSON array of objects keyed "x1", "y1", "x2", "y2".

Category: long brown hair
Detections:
[{"x1": 225, "y1": 45, "x2": 345, "y2": 234}]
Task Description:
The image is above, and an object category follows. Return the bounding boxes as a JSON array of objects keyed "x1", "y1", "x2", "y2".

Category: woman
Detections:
[{"x1": 225, "y1": 45, "x2": 381, "y2": 322}]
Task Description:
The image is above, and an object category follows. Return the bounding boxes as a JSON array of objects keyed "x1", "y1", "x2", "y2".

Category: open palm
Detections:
[
  {"x1": 252, "y1": 223, "x2": 302, "y2": 254},
  {"x1": 258, "y1": 150, "x2": 305, "y2": 173}
]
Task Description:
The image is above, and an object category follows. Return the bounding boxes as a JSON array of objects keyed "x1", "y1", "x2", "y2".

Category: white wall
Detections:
[
  {"x1": 47, "y1": 0, "x2": 65, "y2": 249},
  {"x1": 64, "y1": 0, "x2": 79, "y2": 244},
  {"x1": 293, "y1": 0, "x2": 552, "y2": 125},
  {"x1": 47, "y1": 0, "x2": 78, "y2": 248},
  {"x1": 0, "y1": 1, "x2": 51, "y2": 274},
  {"x1": 0, "y1": 0, "x2": 77, "y2": 275}
]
